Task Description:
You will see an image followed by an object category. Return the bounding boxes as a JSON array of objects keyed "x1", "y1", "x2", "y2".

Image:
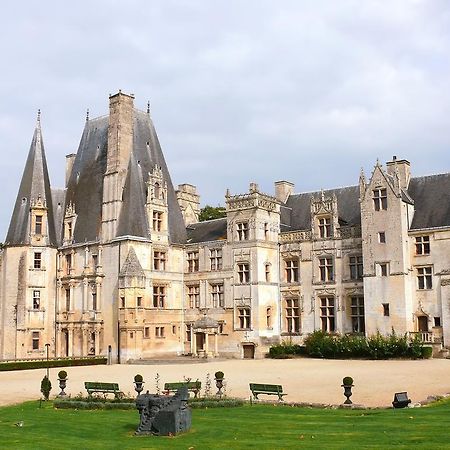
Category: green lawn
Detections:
[{"x1": 0, "y1": 400, "x2": 450, "y2": 449}]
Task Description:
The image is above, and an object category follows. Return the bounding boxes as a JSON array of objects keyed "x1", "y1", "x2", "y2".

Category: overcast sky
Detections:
[{"x1": 1, "y1": 0, "x2": 450, "y2": 240}]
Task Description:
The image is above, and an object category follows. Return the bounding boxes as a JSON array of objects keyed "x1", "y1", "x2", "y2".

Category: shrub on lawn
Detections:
[
  {"x1": 268, "y1": 341, "x2": 305, "y2": 358},
  {"x1": 40, "y1": 376, "x2": 52, "y2": 400},
  {"x1": 188, "y1": 398, "x2": 244, "y2": 409},
  {"x1": 303, "y1": 330, "x2": 426, "y2": 360},
  {"x1": 421, "y1": 346, "x2": 433, "y2": 359},
  {"x1": 0, "y1": 357, "x2": 107, "y2": 372}
]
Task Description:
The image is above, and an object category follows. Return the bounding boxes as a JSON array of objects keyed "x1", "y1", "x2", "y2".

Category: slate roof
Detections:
[
  {"x1": 186, "y1": 218, "x2": 227, "y2": 244},
  {"x1": 64, "y1": 110, "x2": 186, "y2": 244},
  {"x1": 281, "y1": 185, "x2": 361, "y2": 232},
  {"x1": 408, "y1": 173, "x2": 450, "y2": 229},
  {"x1": 119, "y1": 247, "x2": 145, "y2": 277},
  {"x1": 5, "y1": 122, "x2": 58, "y2": 246}
]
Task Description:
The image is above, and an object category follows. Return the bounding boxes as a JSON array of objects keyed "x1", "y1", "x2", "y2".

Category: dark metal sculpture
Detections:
[{"x1": 135, "y1": 387, "x2": 192, "y2": 436}]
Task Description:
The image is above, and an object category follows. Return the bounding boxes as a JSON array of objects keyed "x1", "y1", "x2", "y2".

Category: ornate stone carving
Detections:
[{"x1": 280, "y1": 230, "x2": 312, "y2": 242}]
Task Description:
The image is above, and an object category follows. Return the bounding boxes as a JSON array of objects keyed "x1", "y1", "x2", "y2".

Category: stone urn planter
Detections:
[
  {"x1": 214, "y1": 371, "x2": 224, "y2": 398},
  {"x1": 134, "y1": 374, "x2": 144, "y2": 396},
  {"x1": 57, "y1": 370, "x2": 68, "y2": 397},
  {"x1": 341, "y1": 376, "x2": 354, "y2": 405}
]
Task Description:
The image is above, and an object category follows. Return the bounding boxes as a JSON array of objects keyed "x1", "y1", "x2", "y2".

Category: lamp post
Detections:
[{"x1": 45, "y1": 343, "x2": 50, "y2": 379}]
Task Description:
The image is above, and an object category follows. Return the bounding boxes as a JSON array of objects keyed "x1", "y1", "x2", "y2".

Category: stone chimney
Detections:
[
  {"x1": 386, "y1": 156, "x2": 411, "y2": 190},
  {"x1": 274, "y1": 181, "x2": 295, "y2": 203},
  {"x1": 106, "y1": 90, "x2": 134, "y2": 174},
  {"x1": 176, "y1": 184, "x2": 200, "y2": 224},
  {"x1": 65, "y1": 153, "x2": 76, "y2": 187}
]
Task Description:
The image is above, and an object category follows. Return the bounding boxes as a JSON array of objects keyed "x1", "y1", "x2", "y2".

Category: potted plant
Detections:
[
  {"x1": 341, "y1": 376, "x2": 354, "y2": 405},
  {"x1": 57, "y1": 370, "x2": 68, "y2": 397},
  {"x1": 214, "y1": 371, "x2": 224, "y2": 397},
  {"x1": 134, "y1": 374, "x2": 144, "y2": 395},
  {"x1": 40, "y1": 375, "x2": 52, "y2": 401}
]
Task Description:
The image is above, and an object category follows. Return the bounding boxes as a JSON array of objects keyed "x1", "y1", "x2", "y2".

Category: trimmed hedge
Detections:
[
  {"x1": 302, "y1": 330, "x2": 426, "y2": 360},
  {"x1": 0, "y1": 357, "x2": 107, "y2": 372},
  {"x1": 268, "y1": 342, "x2": 306, "y2": 359},
  {"x1": 188, "y1": 398, "x2": 244, "y2": 409},
  {"x1": 54, "y1": 400, "x2": 135, "y2": 410}
]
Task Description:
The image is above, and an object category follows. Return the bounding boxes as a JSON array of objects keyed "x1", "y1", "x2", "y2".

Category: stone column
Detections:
[
  {"x1": 96, "y1": 280, "x2": 102, "y2": 312},
  {"x1": 83, "y1": 278, "x2": 88, "y2": 312},
  {"x1": 95, "y1": 329, "x2": 101, "y2": 355},
  {"x1": 191, "y1": 329, "x2": 196, "y2": 356},
  {"x1": 214, "y1": 332, "x2": 218, "y2": 357},
  {"x1": 205, "y1": 332, "x2": 209, "y2": 356},
  {"x1": 82, "y1": 327, "x2": 89, "y2": 356}
]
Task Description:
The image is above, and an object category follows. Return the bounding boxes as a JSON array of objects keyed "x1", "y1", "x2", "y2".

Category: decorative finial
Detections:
[
  {"x1": 86, "y1": 108, "x2": 89, "y2": 122},
  {"x1": 37, "y1": 109, "x2": 41, "y2": 124},
  {"x1": 147, "y1": 101, "x2": 150, "y2": 114}
]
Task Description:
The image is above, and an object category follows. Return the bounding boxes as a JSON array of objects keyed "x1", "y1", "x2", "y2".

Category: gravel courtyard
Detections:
[{"x1": 1, "y1": 358, "x2": 449, "y2": 407}]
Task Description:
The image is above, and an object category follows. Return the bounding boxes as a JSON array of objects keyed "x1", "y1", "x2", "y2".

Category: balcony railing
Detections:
[{"x1": 409, "y1": 331, "x2": 433, "y2": 343}]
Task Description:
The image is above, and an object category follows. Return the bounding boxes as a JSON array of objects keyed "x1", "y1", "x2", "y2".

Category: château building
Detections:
[{"x1": 1, "y1": 91, "x2": 449, "y2": 362}]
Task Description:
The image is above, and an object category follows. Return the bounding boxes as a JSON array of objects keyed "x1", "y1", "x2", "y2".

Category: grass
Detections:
[{"x1": 1, "y1": 399, "x2": 450, "y2": 449}]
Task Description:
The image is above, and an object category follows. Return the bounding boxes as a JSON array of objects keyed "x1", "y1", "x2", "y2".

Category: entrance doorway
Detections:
[
  {"x1": 418, "y1": 316, "x2": 429, "y2": 332},
  {"x1": 195, "y1": 333, "x2": 205, "y2": 354},
  {"x1": 243, "y1": 344, "x2": 255, "y2": 359}
]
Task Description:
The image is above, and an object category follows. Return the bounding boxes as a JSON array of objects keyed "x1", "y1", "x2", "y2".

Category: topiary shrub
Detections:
[
  {"x1": 342, "y1": 376, "x2": 353, "y2": 386},
  {"x1": 41, "y1": 376, "x2": 52, "y2": 400},
  {"x1": 421, "y1": 346, "x2": 433, "y2": 359},
  {"x1": 58, "y1": 370, "x2": 67, "y2": 379},
  {"x1": 134, "y1": 374, "x2": 143, "y2": 383},
  {"x1": 214, "y1": 371, "x2": 224, "y2": 379}
]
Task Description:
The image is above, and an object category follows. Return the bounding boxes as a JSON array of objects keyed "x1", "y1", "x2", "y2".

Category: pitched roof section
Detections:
[
  {"x1": 186, "y1": 218, "x2": 227, "y2": 243},
  {"x1": 116, "y1": 152, "x2": 149, "y2": 238},
  {"x1": 64, "y1": 109, "x2": 186, "y2": 244},
  {"x1": 64, "y1": 116, "x2": 109, "y2": 243},
  {"x1": 408, "y1": 173, "x2": 450, "y2": 229},
  {"x1": 119, "y1": 246, "x2": 145, "y2": 277},
  {"x1": 282, "y1": 185, "x2": 361, "y2": 232},
  {"x1": 133, "y1": 110, "x2": 187, "y2": 243},
  {"x1": 5, "y1": 120, "x2": 57, "y2": 246}
]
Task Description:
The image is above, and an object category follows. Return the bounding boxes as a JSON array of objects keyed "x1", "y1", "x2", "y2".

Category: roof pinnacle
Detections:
[
  {"x1": 37, "y1": 109, "x2": 41, "y2": 125},
  {"x1": 147, "y1": 101, "x2": 150, "y2": 114},
  {"x1": 86, "y1": 108, "x2": 89, "y2": 122}
]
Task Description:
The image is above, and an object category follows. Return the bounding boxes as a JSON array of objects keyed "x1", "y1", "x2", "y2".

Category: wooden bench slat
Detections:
[
  {"x1": 84, "y1": 381, "x2": 123, "y2": 398},
  {"x1": 249, "y1": 383, "x2": 286, "y2": 401}
]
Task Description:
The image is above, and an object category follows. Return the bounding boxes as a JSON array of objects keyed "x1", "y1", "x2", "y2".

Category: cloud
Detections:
[{"x1": 0, "y1": 0, "x2": 450, "y2": 238}]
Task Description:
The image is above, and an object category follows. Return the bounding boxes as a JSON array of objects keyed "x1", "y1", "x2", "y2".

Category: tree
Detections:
[{"x1": 198, "y1": 205, "x2": 226, "y2": 222}]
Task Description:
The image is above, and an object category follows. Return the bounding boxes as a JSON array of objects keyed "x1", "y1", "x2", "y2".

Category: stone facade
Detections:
[{"x1": 1, "y1": 92, "x2": 449, "y2": 362}]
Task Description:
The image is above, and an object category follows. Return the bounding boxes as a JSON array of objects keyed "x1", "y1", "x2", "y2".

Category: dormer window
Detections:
[
  {"x1": 373, "y1": 188, "x2": 387, "y2": 211},
  {"x1": 35, "y1": 215, "x2": 43, "y2": 235},
  {"x1": 152, "y1": 211, "x2": 163, "y2": 231},
  {"x1": 154, "y1": 182, "x2": 161, "y2": 199},
  {"x1": 318, "y1": 217, "x2": 332, "y2": 238}
]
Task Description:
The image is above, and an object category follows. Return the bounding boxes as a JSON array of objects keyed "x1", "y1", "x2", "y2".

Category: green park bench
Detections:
[
  {"x1": 249, "y1": 383, "x2": 287, "y2": 401},
  {"x1": 84, "y1": 381, "x2": 123, "y2": 399},
  {"x1": 163, "y1": 381, "x2": 201, "y2": 398}
]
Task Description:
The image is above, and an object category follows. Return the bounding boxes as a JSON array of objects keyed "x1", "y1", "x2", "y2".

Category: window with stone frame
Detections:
[
  {"x1": 266, "y1": 307, "x2": 272, "y2": 328},
  {"x1": 320, "y1": 296, "x2": 335, "y2": 332},
  {"x1": 155, "y1": 326, "x2": 165, "y2": 337},
  {"x1": 187, "y1": 285, "x2": 200, "y2": 308},
  {"x1": 237, "y1": 262, "x2": 250, "y2": 283},
  {"x1": 152, "y1": 211, "x2": 163, "y2": 231},
  {"x1": 378, "y1": 232, "x2": 386, "y2": 243},
  {"x1": 382, "y1": 303, "x2": 390, "y2": 316},
  {"x1": 35, "y1": 215, "x2": 43, "y2": 235},
  {"x1": 153, "y1": 286, "x2": 166, "y2": 308},
  {"x1": 120, "y1": 296, "x2": 125, "y2": 308},
  {"x1": 415, "y1": 236, "x2": 430, "y2": 255},
  {"x1": 210, "y1": 248, "x2": 223, "y2": 271},
  {"x1": 237, "y1": 307, "x2": 251, "y2": 329},
  {"x1": 236, "y1": 221, "x2": 249, "y2": 241},
  {"x1": 65, "y1": 221, "x2": 73, "y2": 241},
  {"x1": 34, "y1": 252, "x2": 42, "y2": 269},
  {"x1": 373, "y1": 188, "x2": 387, "y2": 211},
  {"x1": 264, "y1": 222, "x2": 269, "y2": 240},
  {"x1": 350, "y1": 296, "x2": 365, "y2": 333},
  {"x1": 92, "y1": 291, "x2": 97, "y2": 310},
  {"x1": 319, "y1": 257, "x2": 334, "y2": 282},
  {"x1": 377, "y1": 263, "x2": 388, "y2": 277},
  {"x1": 136, "y1": 296, "x2": 142, "y2": 308},
  {"x1": 144, "y1": 327, "x2": 150, "y2": 338},
  {"x1": 318, "y1": 217, "x2": 332, "y2": 238},
  {"x1": 32, "y1": 290, "x2": 40, "y2": 310},
  {"x1": 265, "y1": 263, "x2": 271, "y2": 282},
  {"x1": 349, "y1": 256, "x2": 363, "y2": 280},
  {"x1": 186, "y1": 323, "x2": 192, "y2": 342},
  {"x1": 211, "y1": 283, "x2": 224, "y2": 308},
  {"x1": 153, "y1": 251, "x2": 166, "y2": 271},
  {"x1": 286, "y1": 298, "x2": 300, "y2": 333},
  {"x1": 285, "y1": 259, "x2": 299, "y2": 283},
  {"x1": 187, "y1": 251, "x2": 199, "y2": 272},
  {"x1": 417, "y1": 266, "x2": 432, "y2": 290},
  {"x1": 65, "y1": 288, "x2": 71, "y2": 311},
  {"x1": 32, "y1": 331, "x2": 40, "y2": 350},
  {"x1": 65, "y1": 253, "x2": 72, "y2": 273}
]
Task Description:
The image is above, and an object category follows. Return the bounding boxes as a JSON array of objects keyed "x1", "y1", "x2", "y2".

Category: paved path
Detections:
[{"x1": 0, "y1": 358, "x2": 449, "y2": 407}]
